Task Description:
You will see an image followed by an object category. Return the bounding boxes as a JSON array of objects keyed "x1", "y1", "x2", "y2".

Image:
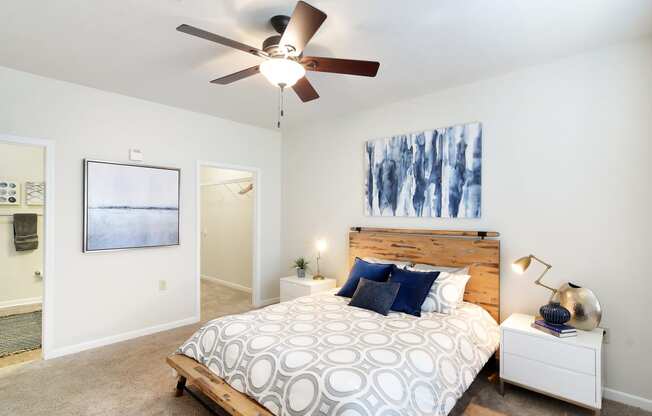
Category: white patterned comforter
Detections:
[{"x1": 177, "y1": 291, "x2": 499, "y2": 416}]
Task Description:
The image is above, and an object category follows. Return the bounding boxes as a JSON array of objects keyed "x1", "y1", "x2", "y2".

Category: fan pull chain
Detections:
[{"x1": 277, "y1": 83, "x2": 286, "y2": 129}]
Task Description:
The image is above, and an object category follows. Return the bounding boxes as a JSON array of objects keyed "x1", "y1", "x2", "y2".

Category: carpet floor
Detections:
[
  {"x1": 0, "y1": 311, "x2": 42, "y2": 358},
  {"x1": 0, "y1": 280, "x2": 648, "y2": 416}
]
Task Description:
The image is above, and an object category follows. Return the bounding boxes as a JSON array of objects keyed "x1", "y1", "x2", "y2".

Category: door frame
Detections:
[
  {"x1": 0, "y1": 133, "x2": 55, "y2": 359},
  {"x1": 196, "y1": 161, "x2": 262, "y2": 318}
]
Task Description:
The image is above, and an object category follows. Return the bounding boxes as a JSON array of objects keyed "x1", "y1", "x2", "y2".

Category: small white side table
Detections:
[
  {"x1": 500, "y1": 313, "x2": 604, "y2": 415},
  {"x1": 280, "y1": 276, "x2": 336, "y2": 302}
]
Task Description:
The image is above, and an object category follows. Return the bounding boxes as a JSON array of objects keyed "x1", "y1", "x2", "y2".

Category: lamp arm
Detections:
[
  {"x1": 530, "y1": 255, "x2": 552, "y2": 268},
  {"x1": 530, "y1": 255, "x2": 557, "y2": 299}
]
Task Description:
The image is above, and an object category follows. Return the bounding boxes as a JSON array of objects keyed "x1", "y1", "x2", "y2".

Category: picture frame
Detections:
[{"x1": 83, "y1": 159, "x2": 180, "y2": 252}]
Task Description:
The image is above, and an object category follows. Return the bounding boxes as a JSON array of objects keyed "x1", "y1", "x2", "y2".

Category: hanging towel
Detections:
[{"x1": 13, "y1": 213, "x2": 38, "y2": 251}]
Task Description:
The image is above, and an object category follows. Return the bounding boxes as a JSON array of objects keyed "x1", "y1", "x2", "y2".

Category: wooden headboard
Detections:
[{"x1": 349, "y1": 227, "x2": 501, "y2": 322}]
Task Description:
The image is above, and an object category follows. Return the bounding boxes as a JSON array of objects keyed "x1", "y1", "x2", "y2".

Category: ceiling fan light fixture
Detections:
[{"x1": 259, "y1": 58, "x2": 305, "y2": 88}]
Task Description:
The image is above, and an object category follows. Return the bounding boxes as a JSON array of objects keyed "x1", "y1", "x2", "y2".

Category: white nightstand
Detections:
[
  {"x1": 280, "y1": 276, "x2": 336, "y2": 302},
  {"x1": 500, "y1": 313, "x2": 604, "y2": 415}
]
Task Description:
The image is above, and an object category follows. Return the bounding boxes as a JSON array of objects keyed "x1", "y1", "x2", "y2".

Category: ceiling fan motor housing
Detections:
[
  {"x1": 262, "y1": 35, "x2": 282, "y2": 53},
  {"x1": 264, "y1": 15, "x2": 298, "y2": 56},
  {"x1": 263, "y1": 35, "x2": 299, "y2": 57}
]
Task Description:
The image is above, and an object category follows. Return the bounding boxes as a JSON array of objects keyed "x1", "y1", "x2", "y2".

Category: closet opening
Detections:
[
  {"x1": 0, "y1": 140, "x2": 46, "y2": 369},
  {"x1": 198, "y1": 164, "x2": 258, "y2": 322}
]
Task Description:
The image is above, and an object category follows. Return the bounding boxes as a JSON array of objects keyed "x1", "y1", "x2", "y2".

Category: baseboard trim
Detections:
[
  {"x1": 256, "y1": 297, "x2": 279, "y2": 307},
  {"x1": 0, "y1": 296, "x2": 42, "y2": 309},
  {"x1": 44, "y1": 316, "x2": 199, "y2": 360},
  {"x1": 604, "y1": 387, "x2": 652, "y2": 412},
  {"x1": 201, "y1": 275, "x2": 252, "y2": 294}
]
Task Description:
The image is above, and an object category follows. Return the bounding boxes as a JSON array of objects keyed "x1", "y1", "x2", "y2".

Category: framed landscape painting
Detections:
[
  {"x1": 364, "y1": 122, "x2": 482, "y2": 218},
  {"x1": 83, "y1": 160, "x2": 180, "y2": 252}
]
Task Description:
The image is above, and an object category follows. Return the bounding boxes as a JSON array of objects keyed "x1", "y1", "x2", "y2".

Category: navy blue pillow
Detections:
[
  {"x1": 388, "y1": 268, "x2": 440, "y2": 317},
  {"x1": 336, "y1": 258, "x2": 394, "y2": 298},
  {"x1": 349, "y1": 278, "x2": 401, "y2": 316}
]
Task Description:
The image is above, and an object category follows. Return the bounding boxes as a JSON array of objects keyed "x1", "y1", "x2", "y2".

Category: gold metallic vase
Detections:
[{"x1": 555, "y1": 282, "x2": 602, "y2": 331}]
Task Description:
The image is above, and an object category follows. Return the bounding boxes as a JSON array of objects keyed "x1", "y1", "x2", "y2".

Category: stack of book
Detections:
[{"x1": 531, "y1": 319, "x2": 577, "y2": 338}]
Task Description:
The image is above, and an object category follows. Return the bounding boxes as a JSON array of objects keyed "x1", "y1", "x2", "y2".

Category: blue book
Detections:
[
  {"x1": 534, "y1": 319, "x2": 576, "y2": 333},
  {"x1": 531, "y1": 323, "x2": 577, "y2": 338}
]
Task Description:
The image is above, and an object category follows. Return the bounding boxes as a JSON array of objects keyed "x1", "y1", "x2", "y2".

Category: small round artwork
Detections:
[{"x1": 539, "y1": 302, "x2": 571, "y2": 325}]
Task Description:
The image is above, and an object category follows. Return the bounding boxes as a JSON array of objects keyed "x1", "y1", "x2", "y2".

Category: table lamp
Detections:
[{"x1": 313, "y1": 239, "x2": 327, "y2": 280}]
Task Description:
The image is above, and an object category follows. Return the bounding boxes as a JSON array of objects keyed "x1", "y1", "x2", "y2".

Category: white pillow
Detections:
[
  {"x1": 417, "y1": 268, "x2": 471, "y2": 314},
  {"x1": 362, "y1": 257, "x2": 411, "y2": 269},
  {"x1": 410, "y1": 263, "x2": 466, "y2": 273}
]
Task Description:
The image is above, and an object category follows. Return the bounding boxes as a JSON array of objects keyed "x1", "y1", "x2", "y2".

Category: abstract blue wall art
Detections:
[
  {"x1": 364, "y1": 122, "x2": 482, "y2": 218},
  {"x1": 83, "y1": 160, "x2": 180, "y2": 252}
]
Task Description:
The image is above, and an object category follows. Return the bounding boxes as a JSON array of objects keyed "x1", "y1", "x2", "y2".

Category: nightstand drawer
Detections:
[
  {"x1": 503, "y1": 352, "x2": 597, "y2": 407},
  {"x1": 279, "y1": 277, "x2": 337, "y2": 302},
  {"x1": 503, "y1": 329, "x2": 595, "y2": 375},
  {"x1": 280, "y1": 282, "x2": 307, "y2": 302}
]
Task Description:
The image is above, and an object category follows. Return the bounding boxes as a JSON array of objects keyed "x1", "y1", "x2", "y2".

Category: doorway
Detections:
[
  {"x1": 197, "y1": 163, "x2": 259, "y2": 321},
  {"x1": 0, "y1": 136, "x2": 52, "y2": 368}
]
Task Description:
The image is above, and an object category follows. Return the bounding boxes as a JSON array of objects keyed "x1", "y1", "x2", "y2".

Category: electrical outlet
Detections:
[
  {"x1": 602, "y1": 328, "x2": 609, "y2": 344},
  {"x1": 159, "y1": 280, "x2": 167, "y2": 291}
]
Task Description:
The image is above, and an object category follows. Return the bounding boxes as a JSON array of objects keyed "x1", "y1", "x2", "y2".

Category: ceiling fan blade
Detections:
[
  {"x1": 210, "y1": 66, "x2": 260, "y2": 85},
  {"x1": 292, "y1": 77, "x2": 319, "y2": 102},
  {"x1": 176, "y1": 24, "x2": 267, "y2": 58},
  {"x1": 302, "y1": 56, "x2": 380, "y2": 77},
  {"x1": 279, "y1": 1, "x2": 327, "y2": 55}
]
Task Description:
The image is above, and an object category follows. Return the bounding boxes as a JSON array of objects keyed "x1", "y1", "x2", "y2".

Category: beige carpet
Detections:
[{"x1": 0, "y1": 280, "x2": 648, "y2": 416}]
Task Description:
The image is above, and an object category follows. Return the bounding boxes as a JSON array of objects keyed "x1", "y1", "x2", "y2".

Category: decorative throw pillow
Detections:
[
  {"x1": 348, "y1": 278, "x2": 401, "y2": 316},
  {"x1": 420, "y1": 271, "x2": 471, "y2": 314},
  {"x1": 336, "y1": 257, "x2": 394, "y2": 298},
  {"x1": 387, "y1": 268, "x2": 439, "y2": 317}
]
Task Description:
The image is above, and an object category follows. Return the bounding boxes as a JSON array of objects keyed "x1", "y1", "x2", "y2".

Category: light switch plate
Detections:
[{"x1": 129, "y1": 149, "x2": 143, "y2": 161}]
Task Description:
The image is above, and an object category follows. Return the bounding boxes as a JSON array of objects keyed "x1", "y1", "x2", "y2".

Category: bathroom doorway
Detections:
[
  {"x1": 197, "y1": 163, "x2": 259, "y2": 322},
  {"x1": 0, "y1": 139, "x2": 47, "y2": 368}
]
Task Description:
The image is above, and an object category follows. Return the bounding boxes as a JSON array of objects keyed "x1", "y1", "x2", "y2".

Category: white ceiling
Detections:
[{"x1": 1, "y1": 0, "x2": 651, "y2": 130}]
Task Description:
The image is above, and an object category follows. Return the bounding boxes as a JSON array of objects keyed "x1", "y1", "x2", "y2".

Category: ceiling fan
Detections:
[{"x1": 177, "y1": 1, "x2": 380, "y2": 127}]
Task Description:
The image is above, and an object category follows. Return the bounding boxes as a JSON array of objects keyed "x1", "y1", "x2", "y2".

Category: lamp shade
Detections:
[
  {"x1": 512, "y1": 256, "x2": 532, "y2": 274},
  {"x1": 259, "y1": 58, "x2": 306, "y2": 87},
  {"x1": 316, "y1": 239, "x2": 327, "y2": 252}
]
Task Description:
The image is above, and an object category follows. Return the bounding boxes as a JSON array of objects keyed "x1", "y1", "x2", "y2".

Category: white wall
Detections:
[
  {"x1": 200, "y1": 167, "x2": 253, "y2": 292},
  {"x1": 0, "y1": 142, "x2": 44, "y2": 307},
  {"x1": 0, "y1": 66, "x2": 281, "y2": 356},
  {"x1": 281, "y1": 38, "x2": 652, "y2": 403}
]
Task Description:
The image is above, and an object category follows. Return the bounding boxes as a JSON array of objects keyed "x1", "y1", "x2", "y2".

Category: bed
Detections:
[{"x1": 168, "y1": 227, "x2": 500, "y2": 416}]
